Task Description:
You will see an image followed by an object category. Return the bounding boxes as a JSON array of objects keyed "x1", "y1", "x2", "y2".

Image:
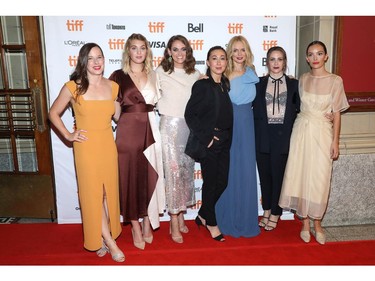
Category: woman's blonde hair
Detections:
[
  {"x1": 122, "y1": 33, "x2": 153, "y2": 74},
  {"x1": 225, "y1": 35, "x2": 255, "y2": 77}
]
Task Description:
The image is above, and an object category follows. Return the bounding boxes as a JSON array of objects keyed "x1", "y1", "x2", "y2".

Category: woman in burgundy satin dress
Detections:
[{"x1": 109, "y1": 33, "x2": 165, "y2": 250}]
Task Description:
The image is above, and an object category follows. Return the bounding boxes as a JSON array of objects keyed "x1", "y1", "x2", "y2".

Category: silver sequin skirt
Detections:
[{"x1": 160, "y1": 115, "x2": 196, "y2": 214}]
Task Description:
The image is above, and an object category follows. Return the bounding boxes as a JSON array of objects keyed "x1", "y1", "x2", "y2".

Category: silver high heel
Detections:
[
  {"x1": 96, "y1": 239, "x2": 109, "y2": 257},
  {"x1": 103, "y1": 239, "x2": 125, "y2": 262}
]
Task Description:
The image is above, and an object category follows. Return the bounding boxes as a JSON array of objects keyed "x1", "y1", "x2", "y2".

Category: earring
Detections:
[{"x1": 168, "y1": 55, "x2": 172, "y2": 63}]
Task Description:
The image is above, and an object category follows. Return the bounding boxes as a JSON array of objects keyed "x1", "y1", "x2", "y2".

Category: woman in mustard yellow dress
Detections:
[{"x1": 49, "y1": 43, "x2": 124, "y2": 262}]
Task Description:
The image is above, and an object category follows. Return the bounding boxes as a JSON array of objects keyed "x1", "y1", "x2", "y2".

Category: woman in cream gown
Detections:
[{"x1": 279, "y1": 41, "x2": 349, "y2": 245}]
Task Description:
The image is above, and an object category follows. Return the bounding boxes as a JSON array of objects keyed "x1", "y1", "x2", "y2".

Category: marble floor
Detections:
[{"x1": 322, "y1": 224, "x2": 375, "y2": 242}]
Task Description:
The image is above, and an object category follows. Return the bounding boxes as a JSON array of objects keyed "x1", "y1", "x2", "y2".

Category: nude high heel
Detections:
[
  {"x1": 131, "y1": 228, "x2": 145, "y2": 250},
  {"x1": 170, "y1": 219, "x2": 183, "y2": 244},
  {"x1": 143, "y1": 235, "x2": 153, "y2": 244},
  {"x1": 300, "y1": 230, "x2": 311, "y2": 243},
  {"x1": 178, "y1": 213, "x2": 189, "y2": 233},
  {"x1": 315, "y1": 231, "x2": 326, "y2": 245},
  {"x1": 142, "y1": 219, "x2": 153, "y2": 244}
]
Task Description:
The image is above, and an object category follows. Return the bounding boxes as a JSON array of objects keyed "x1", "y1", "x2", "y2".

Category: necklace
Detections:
[{"x1": 130, "y1": 68, "x2": 145, "y2": 85}]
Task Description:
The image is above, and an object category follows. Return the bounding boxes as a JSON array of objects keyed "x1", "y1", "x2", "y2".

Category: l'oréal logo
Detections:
[{"x1": 64, "y1": 40, "x2": 86, "y2": 47}]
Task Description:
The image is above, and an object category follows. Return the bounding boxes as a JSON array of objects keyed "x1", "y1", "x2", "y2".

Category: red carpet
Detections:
[{"x1": 1, "y1": 218, "x2": 374, "y2": 265}]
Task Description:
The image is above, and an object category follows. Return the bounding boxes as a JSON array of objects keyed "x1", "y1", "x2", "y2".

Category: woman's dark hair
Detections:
[
  {"x1": 160, "y1": 34, "x2": 196, "y2": 74},
  {"x1": 70, "y1": 42, "x2": 104, "y2": 96},
  {"x1": 306, "y1": 40, "x2": 327, "y2": 55},
  {"x1": 206, "y1": 45, "x2": 230, "y2": 91},
  {"x1": 266, "y1": 46, "x2": 288, "y2": 73}
]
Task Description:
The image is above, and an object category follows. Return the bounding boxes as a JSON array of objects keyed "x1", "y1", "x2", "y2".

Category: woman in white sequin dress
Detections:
[{"x1": 156, "y1": 35, "x2": 201, "y2": 243}]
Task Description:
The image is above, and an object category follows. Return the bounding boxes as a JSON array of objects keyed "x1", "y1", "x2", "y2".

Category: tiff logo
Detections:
[
  {"x1": 66, "y1": 20, "x2": 84, "y2": 31},
  {"x1": 228, "y1": 23, "x2": 243, "y2": 34},
  {"x1": 262, "y1": 40, "x2": 278, "y2": 51},
  {"x1": 188, "y1": 39, "x2": 204, "y2": 51},
  {"x1": 148, "y1": 22, "x2": 165, "y2": 33},
  {"x1": 153, "y1": 56, "x2": 163, "y2": 68},
  {"x1": 108, "y1": 39, "x2": 126, "y2": 50},
  {"x1": 68, "y1": 55, "x2": 78, "y2": 67}
]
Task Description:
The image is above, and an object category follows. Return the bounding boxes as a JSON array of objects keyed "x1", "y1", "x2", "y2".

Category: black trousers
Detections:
[
  {"x1": 199, "y1": 130, "x2": 231, "y2": 226},
  {"x1": 256, "y1": 124, "x2": 290, "y2": 216}
]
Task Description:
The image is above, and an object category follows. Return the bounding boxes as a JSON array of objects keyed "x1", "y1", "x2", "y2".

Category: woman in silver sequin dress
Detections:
[{"x1": 156, "y1": 35, "x2": 201, "y2": 243}]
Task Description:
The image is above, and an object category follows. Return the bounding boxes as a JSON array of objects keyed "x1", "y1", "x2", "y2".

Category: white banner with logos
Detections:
[{"x1": 43, "y1": 16, "x2": 296, "y2": 223}]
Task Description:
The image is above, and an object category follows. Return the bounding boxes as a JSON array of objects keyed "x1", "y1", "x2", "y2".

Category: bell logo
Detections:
[
  {"x1": 148, "y1": 22, "x2": 165, "y2": 33},
  {"x1": 66, "y1": 20, "x2": 84, "y2": 31},
  {"x1": 228, "y1": 23, "x2": 243, "y2": 34},
  {"x1": 188, "y1": 23, "x2": 204, "y2": 32}
]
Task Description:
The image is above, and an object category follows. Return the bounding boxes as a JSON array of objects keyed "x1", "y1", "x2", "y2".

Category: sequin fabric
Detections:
[{"x1": 160, "y1": 115, "x2": 196, "y2": 214}]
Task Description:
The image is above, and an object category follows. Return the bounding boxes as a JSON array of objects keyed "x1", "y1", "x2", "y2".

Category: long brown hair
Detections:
[
  {"x1": 70, "y1": 42, "x2": 104, "y2": 96},
  {"x1": 160, "y1": 34, "x2": 196, "y2": 74}
]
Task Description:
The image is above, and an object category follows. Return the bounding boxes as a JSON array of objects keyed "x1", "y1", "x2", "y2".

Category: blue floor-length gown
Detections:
[{"x1": 215, "y1": 67, "x2": 260, "y2": 238}]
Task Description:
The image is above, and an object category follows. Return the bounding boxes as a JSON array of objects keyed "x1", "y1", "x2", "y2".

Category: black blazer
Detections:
[
  {"x1": 253, "y1": 75, "x2": 300, "y2": 154},
  {"x1": 184, "y1": 76, "x2": 233, "y2": 160}
]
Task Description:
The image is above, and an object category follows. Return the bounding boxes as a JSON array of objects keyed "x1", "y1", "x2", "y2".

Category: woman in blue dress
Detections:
[{"x1": 215, "y1": 36, "x2": 260, "y2": 238}]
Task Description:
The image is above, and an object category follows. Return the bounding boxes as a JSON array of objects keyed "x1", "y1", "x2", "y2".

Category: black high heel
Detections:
[
  {"x1": 213, "y1": 233, "x2": 225, "y2": 242},
  {"x1": 196, "y1": 216, "x2": 225, "y2": 242},
  {"x1": 195, "y1": 216, "x2": 204, "y2": 229}
]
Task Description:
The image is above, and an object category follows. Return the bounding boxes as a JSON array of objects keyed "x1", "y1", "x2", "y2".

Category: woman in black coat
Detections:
[{"x1": 185, "y1": 46, "x2": 233, "y2": 242}]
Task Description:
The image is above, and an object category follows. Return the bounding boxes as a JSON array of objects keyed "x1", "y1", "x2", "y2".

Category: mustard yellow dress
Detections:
[{"x1": 66, "y1": 80, "x2": 122, "y2": 251}]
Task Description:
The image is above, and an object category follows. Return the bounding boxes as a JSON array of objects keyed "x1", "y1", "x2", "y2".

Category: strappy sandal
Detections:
[
  {"x1": 265, "y1": 215, "x2": 280, "y2": 231},
  {"x1": 258, "y1": 216, "x2": 269, "y2": 228},
  {"x1": 96, "y1": 239, "x2": 109, "y2": 257}
]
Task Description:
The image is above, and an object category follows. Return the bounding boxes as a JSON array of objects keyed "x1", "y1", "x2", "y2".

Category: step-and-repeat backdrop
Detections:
[{"x1": 43, "y1": 16, "x2": 296, "y2": 223}]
